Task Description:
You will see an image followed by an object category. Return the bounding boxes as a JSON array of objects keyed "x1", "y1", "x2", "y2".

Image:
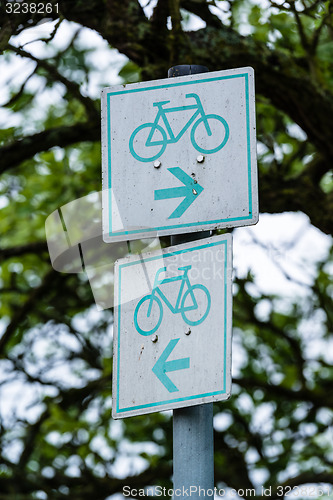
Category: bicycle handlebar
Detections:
[
  {"x1": 154, "y1": 265, "x2": 191, "y2": 287},
  {"x1": 185, "y1": 93, "x2": 200, "y2": 104}
]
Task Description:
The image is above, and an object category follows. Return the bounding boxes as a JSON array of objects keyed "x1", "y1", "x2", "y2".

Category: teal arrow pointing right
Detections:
[
  {"x1": 152, "y1": 338, "x2": 190, "y2": 392},
  {"x1": 154, "y1": 167, "x2": 204, "y2": 219}
]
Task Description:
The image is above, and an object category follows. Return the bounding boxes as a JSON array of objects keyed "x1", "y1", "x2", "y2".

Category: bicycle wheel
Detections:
[
  {"x1": 129, "y1": 123, "x2": 167, "y2": 163},
  {"x1": 134, "y1": 295, "x2": 163, "y2": 336},
  {"x1": 180, "y1": 284, "x2": 211, "y2": 327},
  {"x1": 191, "y1": 114, "x2": 229, "y2": 155}
]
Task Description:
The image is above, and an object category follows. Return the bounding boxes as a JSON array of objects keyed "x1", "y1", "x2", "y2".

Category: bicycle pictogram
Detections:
[
  {"x1": 129, "y1": 93, "x2": 229, "y2": 163},
  {"x1": 134, "y1": 265, "x2": 211, "y2": 336}
]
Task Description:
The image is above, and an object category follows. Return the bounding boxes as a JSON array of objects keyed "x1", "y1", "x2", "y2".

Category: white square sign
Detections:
[
  {"x1": 112, "y1": 234, "x2": 232, "y2": 418},
  {"x1": 102, "y1": 67, "x2": 258, "y2": 242}
]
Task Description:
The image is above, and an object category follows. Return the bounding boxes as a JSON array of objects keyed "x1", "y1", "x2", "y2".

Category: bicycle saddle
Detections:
[{"x1": 178, "y1": 265, "x2": 191, "y2": 271}]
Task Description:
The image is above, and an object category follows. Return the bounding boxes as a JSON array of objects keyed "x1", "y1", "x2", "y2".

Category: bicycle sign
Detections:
[
  {"x1": 129, "y1": 93, "x2": 229, "y2": 163},
  {"x1": 102, "y1": 67, "x2": 258, "y2": 243},
  {"x1": 112, "y1": 234, "x2": 232, "y2": 418},
  {"x1": 134, "y1": 265, "x2": 211, "y2": 336}
]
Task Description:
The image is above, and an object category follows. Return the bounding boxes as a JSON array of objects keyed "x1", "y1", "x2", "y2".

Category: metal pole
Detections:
[
  {"x1": 169, "y1": 65, "x2": 214, "y2": 499},
  {"x1": 173, "y1": 404, "x2": 214, "y2": 496}
]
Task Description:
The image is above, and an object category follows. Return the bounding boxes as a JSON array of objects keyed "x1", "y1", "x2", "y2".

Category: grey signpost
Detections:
[
  {"x1": 102, "y1": 62, "x2": 258, "y2": 498},
  {"x1": 169, "y1": 64, "x2": 214, "y2": 498}
]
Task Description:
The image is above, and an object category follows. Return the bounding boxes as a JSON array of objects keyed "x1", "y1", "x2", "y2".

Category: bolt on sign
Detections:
[
  {"x1": 112, "y1": 234, "x2": 232, "y2": 418},
  {"x1": 101, "y1": 67, "x2": 258, "y2": 242}
]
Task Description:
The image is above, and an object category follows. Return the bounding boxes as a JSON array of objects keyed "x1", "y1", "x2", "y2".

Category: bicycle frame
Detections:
[
  {"x1": 147, "y1": 266, "x2": 198, "y2": 316},
  {"x1": 146, "y1": 93, "x2": 212, "y2": 147}
]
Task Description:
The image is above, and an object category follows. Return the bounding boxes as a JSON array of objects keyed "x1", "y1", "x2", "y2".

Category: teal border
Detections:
[
  {"x1": 116, "y1": 238, "x2": 229, "y2": 415},
  {"x1": 106, "y1": 72, "x2": 253, "y2": 238}
]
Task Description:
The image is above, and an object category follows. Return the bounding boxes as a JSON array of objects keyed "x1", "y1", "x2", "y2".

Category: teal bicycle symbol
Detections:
[
  {"x1": 129, "y1": 93, "x2": 229, "y2": 163},
  {"x1": 134, "y1": 265, "x2": 211, "y2": 336}
]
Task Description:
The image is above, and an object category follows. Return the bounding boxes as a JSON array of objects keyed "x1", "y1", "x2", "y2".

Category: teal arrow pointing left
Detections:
[
  {"x1": 154, "y1": 167, "x2": 204, "y2": 219},
  {"x1": 152, "y1": 338, "x2": 190, "y2": 393}
]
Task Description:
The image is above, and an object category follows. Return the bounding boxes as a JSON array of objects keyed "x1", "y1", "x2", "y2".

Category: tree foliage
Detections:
[{"x1": 0, "y1": 0, "x2": 333, "y2": 498}]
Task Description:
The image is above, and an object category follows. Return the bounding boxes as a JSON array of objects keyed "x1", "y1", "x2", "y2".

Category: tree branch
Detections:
[
  {"x1": 0, "y1": 268, "x2": 57, "y2": 356},
  {"x1": 181, "y1": 0, "x2": 223, "y2": 28},
  {"x1": 0, "y1": 242, "x2": 48, "y2": 260},
  {"x1": 259, "y1": 167, "x2": 333, "y2": 235},
  {"x1": 0, "y1": 121, "x2": 100, "y2": 173},
  {"x1": 233, "y1": 376, "x2": 329, "y2": 409},
  {"x1": 270, "y1": 471, "x2": 333, "y2": 498},
  {"x1": 7, "y1": 42, "x2": 98, "y2": 122}
]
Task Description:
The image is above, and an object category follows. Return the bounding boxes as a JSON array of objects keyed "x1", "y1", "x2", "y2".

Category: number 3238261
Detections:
[
  {"x1": 6, "y1": 3, "x2": 59, "y2": 14},
  {"x1": 277, "y1": 485, "x2": 332, "y2": 497}
]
